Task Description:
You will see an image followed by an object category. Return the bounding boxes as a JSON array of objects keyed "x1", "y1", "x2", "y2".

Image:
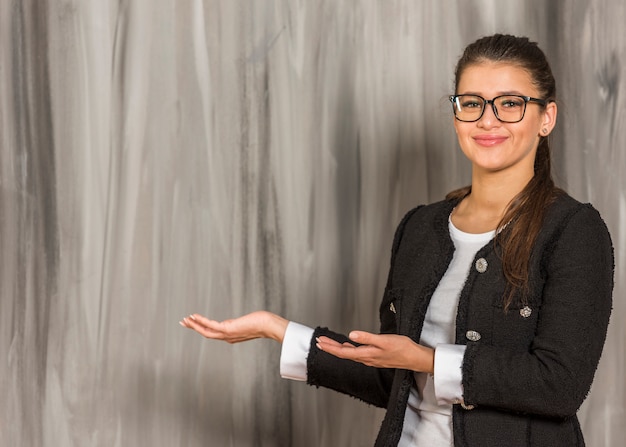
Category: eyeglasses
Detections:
[{"x1": 449, "y1": 94, "x2": 548, "y2": 123}]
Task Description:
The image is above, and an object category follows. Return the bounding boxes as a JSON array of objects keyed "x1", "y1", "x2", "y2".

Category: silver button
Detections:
[
  {"x1": 520, "y1": 306, "x2": 532, "y2": 318},
  {"x1": 389, "y1": 302, "x2": 396, "y2": 314},
  {"x1": 466, "y1": 330, "x2": 481, "y2": 342},
  {"x1": 475, "y1": 258, "x2": 488, "y2": 273}
]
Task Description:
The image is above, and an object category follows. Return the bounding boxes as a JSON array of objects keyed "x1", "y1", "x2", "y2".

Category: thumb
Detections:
[{"x1": 349, "y1": 330, "x2": 373, "y2": 344}]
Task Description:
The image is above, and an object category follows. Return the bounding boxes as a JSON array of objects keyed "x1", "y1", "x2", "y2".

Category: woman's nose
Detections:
[{"x1": 478, "y1": 102, "x2": 500, "y2": 128}]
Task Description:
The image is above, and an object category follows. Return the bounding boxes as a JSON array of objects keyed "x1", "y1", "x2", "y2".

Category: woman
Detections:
[{"x1": 180, "y1": 34, "x2": 614, "y2": 446}]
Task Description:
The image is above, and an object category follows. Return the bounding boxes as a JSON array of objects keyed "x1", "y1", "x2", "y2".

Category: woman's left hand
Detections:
[{"x1": 316, "y1": 331, "x2": 435, "y2": 374}]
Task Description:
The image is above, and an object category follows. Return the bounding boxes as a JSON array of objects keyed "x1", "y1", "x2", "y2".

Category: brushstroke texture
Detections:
[{"x1": 0, "y1": 1, "x2": 623, "y2": 446}]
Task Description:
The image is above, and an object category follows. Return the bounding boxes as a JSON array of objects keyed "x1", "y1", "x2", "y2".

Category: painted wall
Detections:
[{"x1": 1, "y1": 1, "x2": 623, "y2": 445}]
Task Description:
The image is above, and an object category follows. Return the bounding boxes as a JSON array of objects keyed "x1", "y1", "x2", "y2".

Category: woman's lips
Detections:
[{"x1": 473, "y1": 135, "x2": 508, "y2": 147}]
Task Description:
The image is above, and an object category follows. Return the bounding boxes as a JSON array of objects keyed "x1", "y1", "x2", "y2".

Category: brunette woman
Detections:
[{"x1": 181, "y1": 34, "x2": 613, "y2": 447}]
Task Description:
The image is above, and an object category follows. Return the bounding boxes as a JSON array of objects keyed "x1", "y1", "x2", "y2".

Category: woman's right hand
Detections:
[{"x1": 179, "y1": 311, "x2": 289, "y2": 343}]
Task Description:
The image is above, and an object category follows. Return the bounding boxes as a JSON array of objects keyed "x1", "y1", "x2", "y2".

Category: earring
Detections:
[{"x1": 542, "y1": 128, "x2": 548, "y2": 135}]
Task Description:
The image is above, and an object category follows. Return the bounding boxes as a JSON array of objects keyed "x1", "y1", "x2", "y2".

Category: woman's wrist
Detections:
[
  {"x1": 264, "y1": 312, "x2": 289, "y2": 343},
  {"x1": 425, "y1": 347, "x2": 435, "y2": 374},
  {"x1": 411, "y1": 343, "x2": 435, "y2": 374}
]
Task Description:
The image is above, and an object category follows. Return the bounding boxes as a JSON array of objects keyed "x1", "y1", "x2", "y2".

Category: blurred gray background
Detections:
[{"x1": 1, "y1": 1, "x2": 624, "y2": 446}]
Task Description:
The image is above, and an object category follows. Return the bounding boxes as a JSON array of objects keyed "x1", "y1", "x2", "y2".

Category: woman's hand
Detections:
[
  {"x1": 316, "y1": 331, "x2": 435, "y2": 374},
  {"x1": 180, "y1": 311, "x2": 289, "y2": 343}
]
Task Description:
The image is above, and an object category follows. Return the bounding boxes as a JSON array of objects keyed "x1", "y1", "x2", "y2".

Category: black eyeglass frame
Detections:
[{"x1": 449, "y1": 94, "x2": 548, "y2": 123}]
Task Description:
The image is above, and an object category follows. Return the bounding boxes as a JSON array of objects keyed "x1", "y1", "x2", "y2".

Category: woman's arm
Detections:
[
  {"x1": 180, "y1": 312, "x2": 399, "y2": 408},
  {"x1": 180, "y1": 311, "x2": 289, "y2": 343},
  {"x1": 315, "y1": 331, "x2": 434, "y2": 373}
]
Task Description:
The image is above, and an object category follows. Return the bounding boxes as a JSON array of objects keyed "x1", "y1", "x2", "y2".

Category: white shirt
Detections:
[{"x1": 280, "y1": 218, "x2": 494, "y2": 446}]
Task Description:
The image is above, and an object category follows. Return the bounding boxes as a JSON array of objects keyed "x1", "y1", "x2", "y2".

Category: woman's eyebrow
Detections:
[{"x1": 457, "y1": 90, "x2": 528, "y2": 96}]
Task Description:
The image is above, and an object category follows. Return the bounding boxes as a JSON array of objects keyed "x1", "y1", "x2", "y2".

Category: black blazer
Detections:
[{"x1": 306, "y1": 193, "x2": 614, "y2": 447}]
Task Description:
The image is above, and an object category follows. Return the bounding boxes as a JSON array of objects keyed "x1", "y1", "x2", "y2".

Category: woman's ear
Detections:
[{"x1": 540, "y1": 101, "x2": 557, "y2": 136}]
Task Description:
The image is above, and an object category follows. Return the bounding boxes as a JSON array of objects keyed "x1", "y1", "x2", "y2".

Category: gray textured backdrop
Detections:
[{"x1": 1, "y1": 1, "x2": 624, "y2": 446}]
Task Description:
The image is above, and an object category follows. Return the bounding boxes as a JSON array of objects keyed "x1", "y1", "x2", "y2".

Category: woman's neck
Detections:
[{"x1": 451, "y1": 169, "x2": 533, "y2": 233}]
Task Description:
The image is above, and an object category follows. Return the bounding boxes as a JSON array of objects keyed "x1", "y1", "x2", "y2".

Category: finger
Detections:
[
  {"x1": 189, "y1": 315, "x2": 231, "y2": 334},
  {"x1": 318, "y1": 339, "x2": 372, "y2": 357},
  {"x1": 181, "y1": 316, "x2": 207, "y2": 330},
  {"x1": 179, "y1": 316, "x2": 197, "y2": 329},
  {"x1": 180, "y1": 315, "x2": 204, "y2": 329},
  {"x1": 316, "y1": 336, "x2": 345, "y2": 348},
  {"x1": 188, "y1": 314, "x2": 216, "y2": 327},
  {"x1": 348, "y1": 330, "x2": 377, "y2": 345},
  {"x1": 182, "y1": 317, "x2": 229, "y2": 340},
  {"x1": 323, "y1": 346, "x2": 378, "y2": 365}
]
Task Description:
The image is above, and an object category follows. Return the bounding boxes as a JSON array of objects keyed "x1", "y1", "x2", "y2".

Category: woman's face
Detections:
[{"x1": 453, "y1": 62, "x2": 557, "y2": 177}]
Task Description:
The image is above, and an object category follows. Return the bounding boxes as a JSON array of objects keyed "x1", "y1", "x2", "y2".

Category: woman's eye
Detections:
[
  {"x1": 462, "y1": 100, "x2": 481, "y2": 108},
  {"x1": 499, "y1": 98, "x2": 524, "y2": 108}
]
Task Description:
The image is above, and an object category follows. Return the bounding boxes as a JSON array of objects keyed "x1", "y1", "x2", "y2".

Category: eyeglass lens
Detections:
[{"x1": 452, "y1": 95, "x2": 527, "y2": 123}]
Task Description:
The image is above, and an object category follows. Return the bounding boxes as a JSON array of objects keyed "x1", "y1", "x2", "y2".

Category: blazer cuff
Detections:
[
  {"x1": 279, "y1": 321, "x2": 314, "y2": 381},
  {"x1": 434, "y1": 343, "x2": 466, "y2": 405}
]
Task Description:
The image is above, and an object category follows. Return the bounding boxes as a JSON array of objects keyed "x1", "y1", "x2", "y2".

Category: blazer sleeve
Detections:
[
  {"x1": 306, "y1": 207, "x2": 422, "y2": 408},
  {"x1": 461, "y1": 204, "x2": 614, "y2": 418}
]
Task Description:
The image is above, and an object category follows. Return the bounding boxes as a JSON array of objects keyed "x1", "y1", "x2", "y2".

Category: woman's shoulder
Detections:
[
  {"x1": 401, "y1": 198, "x2": 457, "y2": 223},
  {"x1": 542, "y1": 192, "x2": 613, "y2": 252},
  {"x1": 390, "y1": 199, "x2": 456, "y2": 248},
  {"x1": 546, "y1": 192, "x2": 609, "y2": 232}
]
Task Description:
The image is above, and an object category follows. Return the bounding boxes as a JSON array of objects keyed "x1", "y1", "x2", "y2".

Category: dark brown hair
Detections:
[{"x1": 446, "y1": 34, "x2": 564, "y2": 309}]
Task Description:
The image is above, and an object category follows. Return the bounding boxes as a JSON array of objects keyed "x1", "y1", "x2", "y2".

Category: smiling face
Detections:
[{"x1": 453, "y1": 62, "x2": 557, "y2": 179}]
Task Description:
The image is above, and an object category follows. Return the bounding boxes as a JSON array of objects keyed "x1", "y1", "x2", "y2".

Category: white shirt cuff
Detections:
[
  {"x1": 433, "y1": 343, "x2": 466, "y2": 405},
  {"x1": 279, "y1": 321, "x2": 314, "y2": 381}
]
